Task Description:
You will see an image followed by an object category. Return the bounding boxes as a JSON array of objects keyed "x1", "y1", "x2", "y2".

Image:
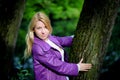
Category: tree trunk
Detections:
[
  {"x1": 69, "y1": 0, "x2": 120, "y2": 80},
  {"x1": 0, "y1": 0, "x2": 25, "y2": 79}
]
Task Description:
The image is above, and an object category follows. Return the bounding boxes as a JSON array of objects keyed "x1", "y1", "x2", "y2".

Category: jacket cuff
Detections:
[{"x1": 77, "y1": 64, "x2": 80, "y2": 71}]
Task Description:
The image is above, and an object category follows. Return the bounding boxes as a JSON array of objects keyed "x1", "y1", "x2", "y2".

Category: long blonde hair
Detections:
[{"x1": 24, "y1": 12, "x2": 52, "y2": 59}]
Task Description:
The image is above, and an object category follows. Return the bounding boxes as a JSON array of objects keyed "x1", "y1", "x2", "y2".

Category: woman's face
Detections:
[{"x1": 34, "y1": 21, "x2": 50, "y2": 40}]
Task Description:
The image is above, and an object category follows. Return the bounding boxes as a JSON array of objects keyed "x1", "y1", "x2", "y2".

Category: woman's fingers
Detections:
[
  {"x1": 78, "y1": 58, "x2": 92, "y2": 71},
  {"x1": 80, "y1": 58, "x2": 83, "y2": 63},
  {"x1": 79, "y1": 63, "x2": 92, "y2": 71}
]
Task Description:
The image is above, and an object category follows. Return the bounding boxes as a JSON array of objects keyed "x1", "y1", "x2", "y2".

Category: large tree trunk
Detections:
[
  {"x1": 69, "y1": 0, "x2": 120, "y2": 80},
  {"x1": 0, "y1": 0, "x2": 25, "y2": 79}
]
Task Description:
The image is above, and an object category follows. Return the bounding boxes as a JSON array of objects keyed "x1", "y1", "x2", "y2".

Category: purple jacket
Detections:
[{"x1": 32, "y1": 35, "x2": 78, "y2": 80}]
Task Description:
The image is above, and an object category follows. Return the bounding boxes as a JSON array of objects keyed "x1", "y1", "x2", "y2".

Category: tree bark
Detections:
[
  {"x1": 69, "y1": 0, "x2": 120, "y2": 80},
  {"x1": 0, "y1": 0, "x2": 25, "y2": 79}
]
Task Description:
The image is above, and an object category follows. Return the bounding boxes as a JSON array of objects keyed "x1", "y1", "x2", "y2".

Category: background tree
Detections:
[
  {"x1": 0, "y1": 0, "x2": 25, "y2": 79},
  {"x1": 69, "y1": 0, "x2": 120, "y2": 80}
]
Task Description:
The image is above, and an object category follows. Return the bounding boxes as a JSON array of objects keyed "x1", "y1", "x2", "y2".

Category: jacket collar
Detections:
[{"x1": 33, "y1": 35, "x2": 62, "y2": 51}]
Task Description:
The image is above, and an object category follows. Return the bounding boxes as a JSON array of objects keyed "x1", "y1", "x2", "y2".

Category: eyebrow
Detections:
[{"x1": 36, "y1": 25, "x2": 46, "y2": 28}]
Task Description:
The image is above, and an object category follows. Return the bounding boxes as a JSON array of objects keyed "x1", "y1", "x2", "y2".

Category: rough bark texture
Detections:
[
  {"x1": 69, "y1": 0, "x2": 120, "y2": 80},
  {"x1": 0, "y1": 0, "x2": 25, "y2": 79}
]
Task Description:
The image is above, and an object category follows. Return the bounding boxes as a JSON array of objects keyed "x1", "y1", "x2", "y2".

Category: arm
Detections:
[
  {"x1": 32, "y1": 44, "x2": 79, "y2": 76},
  {"x1": 55, "y1": 36, "x2": 73, "y2": 47}
]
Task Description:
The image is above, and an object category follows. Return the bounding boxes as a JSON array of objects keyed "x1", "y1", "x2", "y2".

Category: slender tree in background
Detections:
[
  {"x1": 0, "y1": 0, "x2": 25, "y2": 79},
  {"x1": 69, "y1": 0, "x2": 120, "y2": 80}
]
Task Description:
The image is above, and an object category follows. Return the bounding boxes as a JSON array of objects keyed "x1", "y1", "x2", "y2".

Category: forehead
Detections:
[{"x1": 35, "y1": 21, "x2": 45, "y2": 27}]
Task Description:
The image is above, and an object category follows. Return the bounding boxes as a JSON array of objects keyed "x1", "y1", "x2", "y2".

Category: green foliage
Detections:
[
  {"x1": 15, "y1": 28, "x2": 26, "y2": 57},
  {"x1": 17, "y1": 69, "x2": 32, "y2": 80},
  {"x1": 24, "y1": 0, "x2": 84, "y2": 20},
  {"x1": 12, "y1": 56, "x2": 33, "y2": 80},
  {"x1": 52, "y1": 19, "x2": 78, "y2": 36},
  {"x1": 11, "y1": 68, "x2": 33, "y2": 80}
]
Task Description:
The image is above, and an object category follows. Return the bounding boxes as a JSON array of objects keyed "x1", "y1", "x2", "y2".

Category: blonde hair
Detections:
[{"x1": 24, "y1": 12, "x2": 52, "y2": 59}]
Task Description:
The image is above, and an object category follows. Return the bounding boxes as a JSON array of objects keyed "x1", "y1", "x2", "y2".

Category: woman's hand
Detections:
[{"x1": 78, "y1": 58, "x2": 92, "y2": 71}]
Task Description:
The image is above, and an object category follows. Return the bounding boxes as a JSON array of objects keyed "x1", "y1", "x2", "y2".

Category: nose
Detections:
[{"x1": 41, "y1": 28, "x2": 45, "y2": 34}]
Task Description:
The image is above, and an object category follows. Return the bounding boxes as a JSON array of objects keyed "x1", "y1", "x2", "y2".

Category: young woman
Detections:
[{"x1": 24, "y1": 12, "x2": 92, "y2": 80}]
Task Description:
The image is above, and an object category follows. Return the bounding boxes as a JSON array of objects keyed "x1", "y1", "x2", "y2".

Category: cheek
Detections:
[
  {"x1": 34, "y1": 30, "x2": 41, "y2": 36},
  {"x1": 46, "y1": 29, "x2": 50, "y2": 34}
]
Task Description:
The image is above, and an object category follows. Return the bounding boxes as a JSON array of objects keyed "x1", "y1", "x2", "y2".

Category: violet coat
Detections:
[{"x1": 32, "y1": 35, "x2": 79, "y2": 80}]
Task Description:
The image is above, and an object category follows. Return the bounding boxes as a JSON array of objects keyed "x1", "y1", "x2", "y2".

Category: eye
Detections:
[
  {"x1": 36, "y1": 26, "x2": 42, "y2": 29},
  {"x1": 44, "y1": 26, "x2": 47, "y2": 29}
]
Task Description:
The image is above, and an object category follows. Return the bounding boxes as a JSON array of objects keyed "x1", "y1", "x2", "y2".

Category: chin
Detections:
[{"x1": 42, "y1": 37, "x2": 47, "y2": 40}]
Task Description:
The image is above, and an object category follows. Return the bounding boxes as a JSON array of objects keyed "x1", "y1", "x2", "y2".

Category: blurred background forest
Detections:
[{"x1": 13, "y1": 0, "x2": 120, "y2": 80}]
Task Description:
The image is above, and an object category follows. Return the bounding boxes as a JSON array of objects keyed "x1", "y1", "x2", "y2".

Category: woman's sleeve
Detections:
[
  {"x1": 55, "y1": 36, "x2": 73, "y2": 47},
  {"x1": 32, "y1": 44, "x2": 79, "y2": 76}
]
